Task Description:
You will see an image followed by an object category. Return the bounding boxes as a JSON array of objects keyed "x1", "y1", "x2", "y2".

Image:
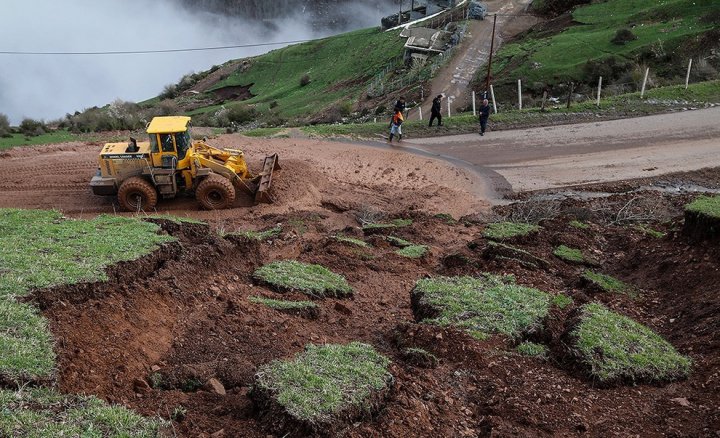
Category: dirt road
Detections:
[
  {"x1": 1, "y1": 108, "x2": 718, "y2": 218},
  {"x1": 405, "y1": 107, "x2": 720, "y2": 194},
  {"x1": 411, "y1": 0, "x2": 539, "y2": 120}
]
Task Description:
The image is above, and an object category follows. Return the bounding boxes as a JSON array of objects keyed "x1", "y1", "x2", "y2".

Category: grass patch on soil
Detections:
[
  {"x1": 483, "y1": 222, "x2": 540, "y2": 240},
  {"x1": 254, "y1": 342, "x2": 392, "y2": 425},
  {"x1": 333, "y1": 235, "x2": 371, "y2": 248},
  {"x1": 634, "y1": 223, "x2": 666, "y2": 238},
  {"x1": 413, "y1": 274, "x2": 550, "y2": 340},
  {"x1": 0, "y1": 209, "x2": 174, "y2": 298},
  {"x1": 141, "y1": 214, "x2": 206, "y2": 225},
  {"x1": 552, "y1": 294, "x2": 574, "y2": 310},
  {"x1": 386, "y1": 236, "x2": 413, "y2": 247},
  {"x1": 0, "y1": 388, "x2": 164, "y2": 437},
  {"x1": 249, "y1": 296, "x2": 318, "y2": 311},
  {"x1": 395, "y1": 245, "x2": 428, "y2": 259},
  {"x1": 569, "y1": 220, "x2": 590, "y2": 229},
  {"x1": 516, "y1": 341, "x2": 549, "y2": 358},
  {"x1": 242, "y1": 127, "x2": 286, "y2": 138},
  {"x1": 685, "y1": 195, "x2": 720, "y2": 219},
  {"x1": 253, "y1": 260, "x2": 352, "y2": 298},
  {"x1": 231, "y1": 226, "x2": 283, "y2": 241},
  {"x1": 573, "y1": 302, "x2": 692, "y2": 382},
  {"x1": 362, "y1": 218, "x2": 413, "y2": 232},
  {"x1": 553, "y1": 245, "x2": 586, "y2": 263},
  {"x1": 582, "y1": 270, "x2": 637, "y2": 297},
  {"x1": 0, "y1": 300, "x2": 55, "y2": 383}
]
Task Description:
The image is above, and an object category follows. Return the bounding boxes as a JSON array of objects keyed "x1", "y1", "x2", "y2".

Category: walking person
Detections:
[
  {"x1": 394, "y1": 96, "x2": 406, "y2": 114},
  {"x1": 428, "y1": 94, "x2": 443, "y2": 127},
  {"x1": 388, "y1": 108, "x2": 404, "y2": 143},
  {"x1": 478, "y1": 98, "x2": 491, "y2": 136}
]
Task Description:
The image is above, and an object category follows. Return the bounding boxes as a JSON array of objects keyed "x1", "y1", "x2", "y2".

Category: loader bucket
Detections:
[{"x1": 255, "y1": 153, "x2": 281, "y2": 203}]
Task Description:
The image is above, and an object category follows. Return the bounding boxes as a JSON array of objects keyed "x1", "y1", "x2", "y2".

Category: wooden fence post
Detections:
[
  {"x1": 517, "y1": 79, "x2": 522, "y2": 110},
  {"x1": 596, "y1": 76, "x2": 602, "y2": 107},
  {"x1": 567, "y1": 82, "x2": 574, "y2": 109},
  {"x1": 640, "y1": 67, "x2": 649, "y2": 98},
  {"x1": 685, "y1": 59, "x2": 693, "y2": 89},
  {"x1": 490, "y1": 85, "x2": 497, "y2": 114},
  {"x1": 541, "y1": 90, "x2": 547, "y2": 111},
  {"x1": 447, "y1": 97, "x2": 451, "y2": 118},
  {"x1": 472, "y1": 91, "x2": 476, "y2": 116}
]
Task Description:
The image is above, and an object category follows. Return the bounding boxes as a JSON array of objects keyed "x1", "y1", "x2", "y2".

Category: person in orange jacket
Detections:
[{"x1": 388, "y1": 109, "x2": 404, "y2": 143}]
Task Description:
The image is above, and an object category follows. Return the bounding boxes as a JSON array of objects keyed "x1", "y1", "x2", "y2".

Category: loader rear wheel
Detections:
[
  {"x1": 196, "y1": 175, "x2": 235, "y2": 210},
  {"x1": 118, "y1": 177, "x2": 158, "y2": 212}
]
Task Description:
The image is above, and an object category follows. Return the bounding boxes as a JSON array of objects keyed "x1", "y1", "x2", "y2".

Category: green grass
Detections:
[
  {"x1": 483, "y1": 222, "x2": 540, "y2": 240},
  {"x1": 413, "y1": 274, "x2": 551, "y2": 340},
  {"x1": 516, "y1": 341, "x2": 549, "y2": 358},
  {"x1": 249, "y1": 296, "x2": 318, "y2": 311},
  {"x1": 0, "y1": 300, "x2": 55, "y2": 382},
  {"x1": 685, "y1": 195, "x2": 720, "y2": 219},
  {"x1": 634, "y1": 223, "x2": 666, "y2": 238},
  {"x1": 569, "y1": 220, "x2": 590, "y2": 229},
  {"x1": 0, "y1": 388, "x2": 164, "y2": 437},
  {"x1": 205, "y1": 27, "x2": 404, "y2": 121},
  {"x1": 553, "y1": 245, "x2": 586, "y2": 263},
  {"x1": 362, "y1": 218, "x2": 413, "y2": 231},
  {"x1": 573, "y1": 302, "x2": 692, "y2": 382},
  {"x1": 583, "y1": 270, "x2": 637, "y2": 297},
  {"x1": 0, "y1": 209, "x2": 174, "y2": 298},
  {"x1": 242, "y1": 127, "x2": 286, "y2": 137},
  {"x1": 395, "y1": 245, "x2": 428, "y2": 259},
  {"x1": 254, "y1": 343, "x2": 392, "y2": 424},
  {"x1": 0, "y1": 130, "x2": 77, "y2": 150},
  {"x1": 253, "y1": 260, "x2": 352, "y2": 298},
  {"x1": 552, "y1": 294, "x2": 574, "y2": 310},
  {"x1": 231, "y1": 226, "x2": 283, "y2": 241},
  {"x1": 488, "y1": 0, "x2": 716, "y2": 90},
  {"x1": 386, "y1": 236, "x2": 413, "y2": 247},
  {"x1": 333, "y1": 235, "x2": 371, "y2": 248},
  {"x1": 141, "y1": 214, "x2": 206, "y2": 225}
]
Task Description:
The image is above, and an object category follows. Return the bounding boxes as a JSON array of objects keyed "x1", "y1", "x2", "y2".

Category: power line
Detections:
[{"x1": 0, "y1": 39, "x2": 313, "y2": 56}]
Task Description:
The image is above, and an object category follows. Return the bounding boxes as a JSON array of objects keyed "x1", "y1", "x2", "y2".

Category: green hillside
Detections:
[
  {"x1": 204, "y1": 27, "x2": 403, "y2": 120},
  {"x1": 488, "y1": 0, "x2": 719, "y2": 97}
]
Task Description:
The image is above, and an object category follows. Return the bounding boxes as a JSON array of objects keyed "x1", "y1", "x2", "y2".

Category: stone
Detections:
[
  {"x1": 334, "y1": 302, "x2": 352, "y2": 315},
  {"x1": 203, "y1": 378, "x2": 226, "y2": 395},
  {"x1": 133, "y1": 378, "x2": 151, "y2": 394},
  {"x1": 670, "y1": 397, "x2": 691, "y2": 407}
]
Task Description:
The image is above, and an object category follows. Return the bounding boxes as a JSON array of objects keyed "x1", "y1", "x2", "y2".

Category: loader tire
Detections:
[
  {"x1": 196, "y1": 175, "x2": 235, "y2": 210},
  {"x1": 118, "y1": 177, "x2": 158, "y2": 212}
]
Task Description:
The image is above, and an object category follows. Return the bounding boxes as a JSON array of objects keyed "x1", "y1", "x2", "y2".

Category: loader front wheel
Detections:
[
  {"x1": 196, "y1": 175, "x2": 235, "y2": 210},
  {"x1": 118, "y1": 177, "x2": 158, "y2": 212}
]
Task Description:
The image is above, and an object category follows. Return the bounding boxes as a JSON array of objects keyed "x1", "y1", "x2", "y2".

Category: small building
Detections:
[
  {"x1": 400, "y1": 27, "x2": 451, "y2": 64},
  {"x1": 381, "y1": 0, "x2": 458, "y2": 30}
]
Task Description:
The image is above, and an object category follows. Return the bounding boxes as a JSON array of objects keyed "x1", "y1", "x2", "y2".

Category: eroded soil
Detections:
[{"x1": 3, "y1": 134, "x2": 720, "y2": 436}]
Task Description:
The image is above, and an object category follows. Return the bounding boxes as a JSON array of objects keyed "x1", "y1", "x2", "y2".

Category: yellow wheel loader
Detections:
[{"x1": 90, "y1": 116, "x2": 280, "y2": 211}]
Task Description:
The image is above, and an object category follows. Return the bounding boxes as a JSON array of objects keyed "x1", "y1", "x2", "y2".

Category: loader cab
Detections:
[{"x1": 147, "y1": 116, "x2": 193, "y2": 169}]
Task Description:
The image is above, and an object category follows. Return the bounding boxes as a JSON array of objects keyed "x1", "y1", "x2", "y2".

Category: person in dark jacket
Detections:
[
  {"x1": 394, "y1": 97, "x2": 406, "y2": 114},
  {"x1": 478, "y1": 99, "x2": 491, "y2": 136},
  {"x1": 428, "y1": 95, "x2": 443, "y2": 127}
]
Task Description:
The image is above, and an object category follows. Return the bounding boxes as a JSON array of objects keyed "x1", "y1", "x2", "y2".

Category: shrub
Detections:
[
  {"x1": 226, "y1": 102, "x2": 256, "y2": 124},
  {"x1": 611, "y1": 28, "x2": 638, "y2": 45},
  {"x1": 0, "y1": 113, "x2": 11, "y2": 137},
  {"x1": 159, "y1": 83, "x2": 178, "y2": 100},
  {"x1": 300, "y1": 74, "x2": 311, "y2": 87},
  {"x1": 19, "y1": 118, "x2": 46, "y2": 137}
]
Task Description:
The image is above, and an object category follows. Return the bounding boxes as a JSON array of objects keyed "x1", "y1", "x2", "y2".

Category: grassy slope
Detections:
[
  {"x1": 0, "y1": 209, "x2": 172, "y2": 434},
  {"x1": 199, "y1": 27, "x2": 404, "y2": 120},
  {"x1": 490, "y1": 0, "x2": 716, "y2": 91}
]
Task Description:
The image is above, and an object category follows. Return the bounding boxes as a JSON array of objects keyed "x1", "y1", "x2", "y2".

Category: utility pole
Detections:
[
  {"x1": 398, "y1": 0, "x2": 403, "y2": 25},
  {"x1": 484, "y1": 14, "x2": 497, "y2": 93}
]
